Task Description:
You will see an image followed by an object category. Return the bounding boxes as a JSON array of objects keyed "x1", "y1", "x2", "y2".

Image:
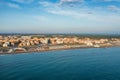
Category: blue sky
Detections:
[{"x1": 0, "y1": 0, "x2": 120, "y2": 34}]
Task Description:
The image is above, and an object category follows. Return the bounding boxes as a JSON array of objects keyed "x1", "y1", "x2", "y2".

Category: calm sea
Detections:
[{"x1": 0, "y1": 47, "x2": 120, "y2": 80}]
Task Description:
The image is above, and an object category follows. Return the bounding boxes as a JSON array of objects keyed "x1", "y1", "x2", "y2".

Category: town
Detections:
[{"x1": 0, "y1": 35, "x2": 120, "y2": 54}]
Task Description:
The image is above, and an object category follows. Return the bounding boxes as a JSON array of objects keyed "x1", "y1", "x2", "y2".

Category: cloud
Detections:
[
  {"x1": 39, "y1": 1, "x2": 92, "y2": 18},
  {"x1": 7, "y1": 3, "x2": 20, "y2": 9},
  {"x1": 12, "y1": 0, "x2": 34, "y2": 4},
  {"x1": 33, "y1": 15, "x2": 49, "y2": 21},
  {"x1": 38, "y1": 0, "x2": 120, "y2": 19},
  {"x1": 93, "y1": 0, "x2": 120, "y2": 2},
  {"x1": 46, "y1": 7, "x2": 120, "y2": 25},
  {"x1": 108, "y1": 5, "x2": 120, "y2": 11},
  {"x1": 39, "y1": 1, "x2": 56, "y2": 7},
  {"x1": 103, "y1": 0, "x2": 120, "y2": 1},
  {"x1": 59, "y1": 0, "x2": 84, "y2": 6},
  {"x1": 39, "y1": 1, "x2": 61, "y2": 11},
  {"x1": 39, "y1": 1, "x2": 95, "y2": 18},
  {"x1": 60, "y1": 0, "x2": 84, "y2": 3},
  {"x1": 38, "y1": 1, "x2": 95, "y2": 18},
  {"x1": 48, "y1": 10, "x2": 90, "y2": 18}
]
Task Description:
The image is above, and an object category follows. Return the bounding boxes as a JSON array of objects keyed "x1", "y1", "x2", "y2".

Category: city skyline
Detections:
[{"x1": 0, "y1": 0, "x2": 120, "y2": 34}]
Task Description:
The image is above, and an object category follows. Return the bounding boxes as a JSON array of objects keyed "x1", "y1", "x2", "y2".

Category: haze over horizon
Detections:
[{"x1": 0, "y1": 0, "x2": 120, "y2": 34}]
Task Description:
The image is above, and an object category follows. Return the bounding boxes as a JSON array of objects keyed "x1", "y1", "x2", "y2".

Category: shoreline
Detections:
[
  {"x1": 0, "y1": 35, "x2": 120, "y2": 55},
  {"x1": 0, "y1": 45, "x2": 119, "y2": 55}
]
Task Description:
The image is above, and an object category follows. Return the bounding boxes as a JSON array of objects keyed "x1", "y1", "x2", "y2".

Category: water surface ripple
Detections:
[{"x1": 0, "y1": 47, "x2": 120, "y2": 80}]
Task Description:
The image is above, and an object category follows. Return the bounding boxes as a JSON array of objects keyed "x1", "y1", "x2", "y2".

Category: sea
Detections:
[{"x1": 0, "y1": 47, "x2": 120, "y2": 80}]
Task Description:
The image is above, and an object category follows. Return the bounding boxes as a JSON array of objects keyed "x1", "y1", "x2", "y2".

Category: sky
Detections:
[{"x1": 0, "y1": 0, "x2": 120, "y2": 34}]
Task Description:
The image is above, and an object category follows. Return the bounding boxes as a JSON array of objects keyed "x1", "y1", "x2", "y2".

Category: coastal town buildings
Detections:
[{"x1": 0, "y1": 35, "x2": 120, "y2": 53}]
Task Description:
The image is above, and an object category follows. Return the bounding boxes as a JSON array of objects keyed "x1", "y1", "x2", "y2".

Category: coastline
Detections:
[
  {"x1": 0, "y1": 44, "x2": 120, "y2": 55},
  {"x1": 0, "y1": 35, "x2": 120, "y2": 55}
]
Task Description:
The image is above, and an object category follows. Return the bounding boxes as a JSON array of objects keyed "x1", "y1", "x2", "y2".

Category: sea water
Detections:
[{"x1": 0, "y1": 47, "x2": 120, "y2": 80}]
